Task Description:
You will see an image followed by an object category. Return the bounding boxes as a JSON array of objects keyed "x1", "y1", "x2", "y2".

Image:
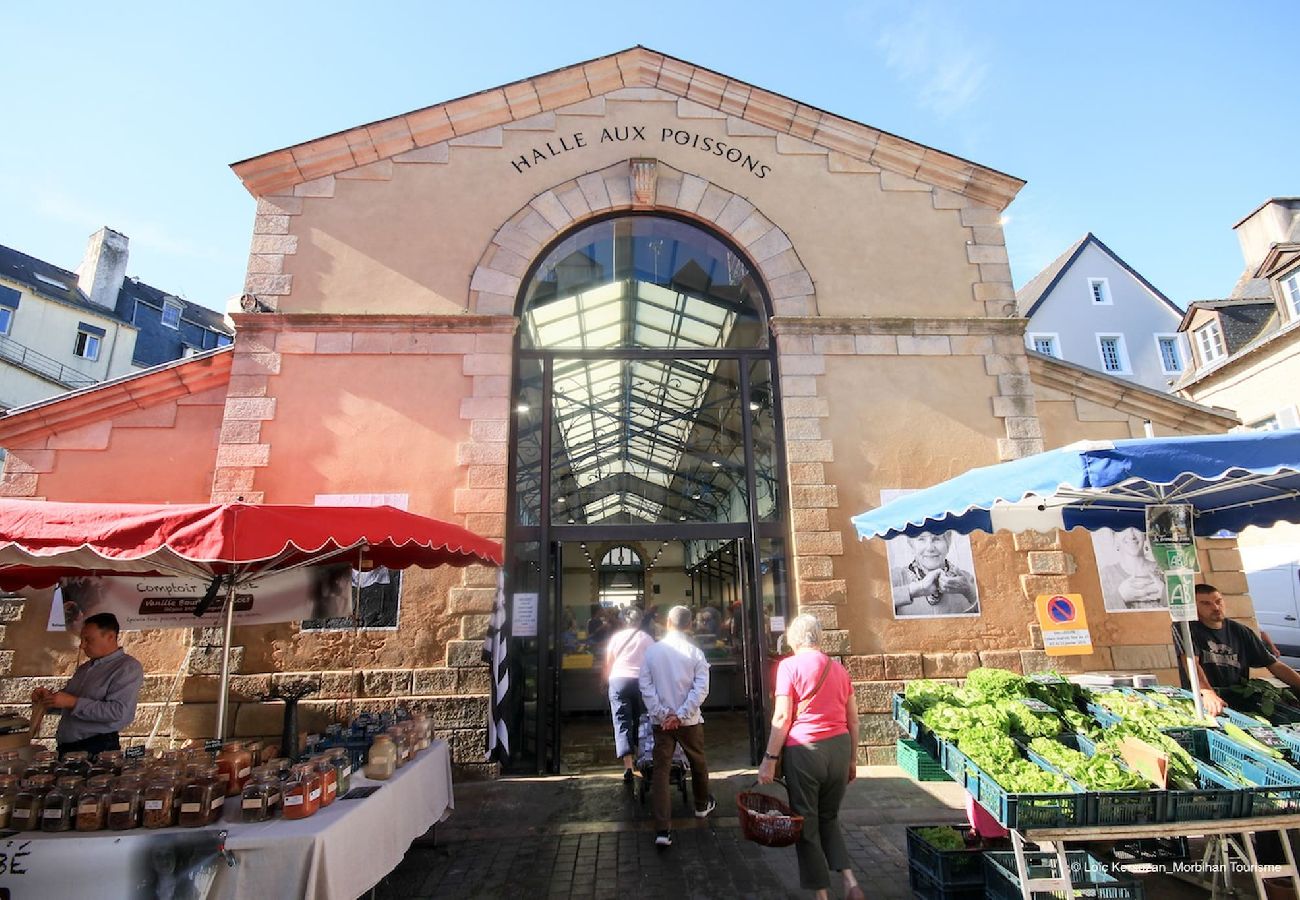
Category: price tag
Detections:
[
  {"x1": 124, "y1": 745, "x2": 147, "y2": 759},
  {"x1": 1019, "y1": 698, "x2": 1056, "y2": 713},
  {"x1": 1148, "y1": 685, "x2": 1182, "y2": 696},
  {"x1": 1248, "y1": 727, "x2": 1289, "y2": 751},
  {"x1": 1029, "y1": 673, "x2": 1066, "y2": 685},
  {"x1": 204, "y1": 738, "x2": 223, "y2": 753}
]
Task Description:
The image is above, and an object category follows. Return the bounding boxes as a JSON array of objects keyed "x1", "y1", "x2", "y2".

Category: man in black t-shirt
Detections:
[{"x1": 1172, "y1": 583, "x2": 1300, "y2": 715}]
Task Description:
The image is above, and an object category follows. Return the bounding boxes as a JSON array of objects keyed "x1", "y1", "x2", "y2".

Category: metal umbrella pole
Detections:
[
  {"x1": 215, "y1": 578, "x2": 236, "y2": 740},
  {"x1": 1182, "y1": 616, "x2": 1207, "y2": 721}
]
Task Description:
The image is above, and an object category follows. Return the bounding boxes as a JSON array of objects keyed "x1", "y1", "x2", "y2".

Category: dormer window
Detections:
[
  {"x1": 1194, "y1": 319, "x2": 1226, "y2": 367},
  {"x1": 1283, "y1": 269, "x2": 1300, "y2": 321},
  {"x1": 161, "y1": 300, "x2": 183, "y2": 329},
  {"x1": 1088, "y1": 278, "x2": 1112, "y2": 305},
  {"x1": 1027, "y1": 333, "x2": 1059, "y2": 357}
]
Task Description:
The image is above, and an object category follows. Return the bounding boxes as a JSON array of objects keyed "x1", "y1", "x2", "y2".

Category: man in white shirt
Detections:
[{"x1": 639, "y1": 605, "x2": 714, "y2": 848}]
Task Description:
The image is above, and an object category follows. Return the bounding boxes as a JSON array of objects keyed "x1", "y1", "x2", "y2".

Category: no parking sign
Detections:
[{"x1": 1034, "y1": 593, "x2": 1094, "y2": 656}]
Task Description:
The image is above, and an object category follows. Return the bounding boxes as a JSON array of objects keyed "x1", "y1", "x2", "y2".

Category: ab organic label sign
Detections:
[{"x1": 509, "y1": 125, "x2": 772, "y2": 179}]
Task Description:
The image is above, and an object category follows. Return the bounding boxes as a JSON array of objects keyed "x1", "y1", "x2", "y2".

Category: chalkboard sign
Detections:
[
  {"x1": 204, "y1": 739, "x2": 223, "y2": 753},
  {"x1": 124, "y1": 745, "x2": 147, "y2": 759},
  {"x1": 1019, "y1": 698, "x2": 1056, "y2": 713},
  {"x1": 339, "y1": 786, "x2": 382, "y2": 801}
]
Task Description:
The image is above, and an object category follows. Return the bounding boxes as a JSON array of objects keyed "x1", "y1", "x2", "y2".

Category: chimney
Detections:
[
  {"x1": 75, "y1": 227, "x2": 129, "y2": 309},
  {"x1": 1233, "y1": 198, "x2": 1300, "y2": 274}
]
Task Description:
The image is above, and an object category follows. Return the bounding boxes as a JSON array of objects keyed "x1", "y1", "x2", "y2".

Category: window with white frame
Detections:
[
  {"x1": 73, "y1": 323, "x2": 104, "y2": 360},
  {"x1": 1028, "y1": 333, "x2": 1059, "y2": 357},
  {"x1": 1155, "y1": 335, "x2": 1183, "y2": 374},
  {"x1": 1088, "y1": 278, "x2": 1112, "y2": 305},
  {"x1": 1096, "y1": 334, "x2": 1128, "y2": 373},
  {"x1": 1194, "y1": 319, "x2": 1227, "y2": 367},
  {"x1": 1284, "y1": 269, "x2": 1300, "y2": 320},
  {"x1": 161, "y1": 301, "x2": 183, "y2": 329},
  {"x1": 0, "y1": 284, "x2": 18, "y2": 335}
]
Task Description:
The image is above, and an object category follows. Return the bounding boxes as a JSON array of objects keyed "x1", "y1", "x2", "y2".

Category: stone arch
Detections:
[{"x1": 468, "y1": 159, "x2": 817, "y2": 318}]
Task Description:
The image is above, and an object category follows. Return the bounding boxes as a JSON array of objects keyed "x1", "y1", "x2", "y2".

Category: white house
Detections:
[{"x1": 1016, "y1": 233, "x2": 1188, "y2": 391}]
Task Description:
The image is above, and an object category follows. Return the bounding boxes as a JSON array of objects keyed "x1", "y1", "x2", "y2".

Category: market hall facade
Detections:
[{"x1": 0, "y1": 48, "x2": 1246, "y2": 775}]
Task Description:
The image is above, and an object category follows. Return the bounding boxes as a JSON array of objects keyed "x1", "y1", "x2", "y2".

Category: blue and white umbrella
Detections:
[{"x1": 852, "y1": 430, "x2": 1300, "y2": 541}]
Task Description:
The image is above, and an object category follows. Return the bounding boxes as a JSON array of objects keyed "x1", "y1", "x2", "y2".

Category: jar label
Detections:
[
  {"x1": 78, "y1": 802, "x2": 98, "y2": 813},
  {"x1": 241, "y1": 799, "x2": 263, "y2": 810},
  {"x1": 109, "y1": 803, "x2": 130, "y2": 813},
  {"x1": 180, "y1": 803, "x2": 201, "y2": 813},
  {"x1": 341, "y1": 766, "x2": 351, "y2": 777},
  {"x1": 309, "y1": 788, "x2": 321, "y2": 801},
  {"x1": 284, "y1": 795, "x2": 304, "y2": 807},
  {"x1": 325, "y1": 783, "x2": 336, "y2": 796},
  {"x1": 210, "y1": 797, "x2": 224, "y2": 811},
  {"x1": 13, "y1": 808, "x2": 29, "y2": 819},
  {"x1": 43, "y1": 808, "x2": 62, "y2": 818},
  {"x1": 238, "y1": 767, "x2": 251, "y2": 779},
  {"x1": 144, "y1": 800, "x2": 164, "y2": 811}
]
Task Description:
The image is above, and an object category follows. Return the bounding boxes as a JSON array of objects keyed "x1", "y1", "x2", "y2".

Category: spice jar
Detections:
[
  {"x1": 12, "y1": 774, "x2": 54, "y2": 830},
  {"x1": 61, "y1": 751, "x2": 92, "y2": 777},
  {"x1": 39, "y1": 776, "x2": 81, "y2": 832},
  {"x1": 95, "y1": 750, "x2": 125, "y2": 774},
  {"x1": 0, "y1": 774, "x2": 18, "y2": 829},
  {"x1": 108, "y1": 776, "x2": 144, "y2": 830},
  {"x1": 240, "y1": 768, "x2": 281, "y2": 823},
  {"x1": 75, "y1": 774, "x2": 113, "y2": 831},
  {"x1": 282, "y1": 764, "x2": 320, "y2": 820},
  {"x1": 384, "y1": 727, "x2": 410, "y2": 768},
  {"x1": 216, "y1": 741, "x2": 253, "y2": 797},
  {"x1": 32, "y1": 750, "x2": 58, "y2": 768},
  {"x1": 327, "y1": 748, "x2": 351, "y2": 796},
  {"x1": 0, "y1": 750, "x2": 24, "y2": 777},
  {"x1": 311, "y1": 756, "x2": 338, "y2": 807},
  {"x1": 267, "y1": 758, "x2": 293, "y2": 782},
  {"x1": 412, "y1": 713, "x2": 431, "y2": 751},
  {"x1": 142, "y1": 777, "x2": 177, "y2": 829},
  {"x1": 178, "y1": 764, "x2": 222, "y2": 827},
  {"x1": 364, "y1": 735, "x2": 397, "y2": 780}
]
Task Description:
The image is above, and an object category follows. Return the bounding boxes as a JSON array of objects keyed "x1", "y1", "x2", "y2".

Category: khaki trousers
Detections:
[{"x1": 650, "y1": 722, "x2": 711, "y2": 830}]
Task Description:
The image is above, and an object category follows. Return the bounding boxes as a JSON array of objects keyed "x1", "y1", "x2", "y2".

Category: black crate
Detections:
[
  {"x1": 907, "y1": 862, "x2": 984, "y2": 900},
  {"x1": 904, "y1": 825, "x2": 984, "y2": 888}
]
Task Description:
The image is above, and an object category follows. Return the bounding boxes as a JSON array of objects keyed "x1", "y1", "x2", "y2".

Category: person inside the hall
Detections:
[
  {"x1": 1099, "y1": 528, "x2": 1165, "y2": 611},
  {"x1": 32, "y1": 612, "x2": 145, "y2": 757},
  {"x1": 639, "y1": 605, "x2": 714, "y2": 848},
  {"x1": 561, "y1": 611, "x2": 579, "y2": 653},
  {"x1": 757, "y1": 614, "x2": 863, "y2": 900},
  {"x1": 585, "y1": 603, "x2": 609, "y2": 648},
  {"x1": 602, "y1": 607, "x2": 655, "y2": 784},
  {"x1": 695, "y1": 605, "x2": 721, "y2": 641},
  {"x1": 1172, "y1": 582, "x2": 1300, "y2": 716},
  {"x1": 890, "y1": 531, "x2": 979, "y2": 616}
]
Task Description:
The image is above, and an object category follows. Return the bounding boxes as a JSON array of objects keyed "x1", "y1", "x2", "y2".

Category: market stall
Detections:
[{"x1": 2, "y1": 736, "x2": 451, "y2": 900}]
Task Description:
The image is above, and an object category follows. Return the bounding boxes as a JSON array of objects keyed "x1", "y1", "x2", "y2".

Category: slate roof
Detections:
[
  {"x1": 1015, "y1": 233, "x2": 1181, "y2": 318},
  {"x1": 115, "y1": 277, "x2": 233, "y2": 368},
  {"x1": 0, "y1": 242, "x2": 132, "y2": 324}
]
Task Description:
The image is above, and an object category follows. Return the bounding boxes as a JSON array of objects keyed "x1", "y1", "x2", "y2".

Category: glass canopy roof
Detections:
[{"x1": 519, "y1": 216, "x2": 769, "y2": 525}]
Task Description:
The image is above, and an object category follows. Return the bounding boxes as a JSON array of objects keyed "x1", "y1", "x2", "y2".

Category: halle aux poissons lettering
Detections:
[{"x1": 511, "y1": 126, "x2": 771, "y2": 179}]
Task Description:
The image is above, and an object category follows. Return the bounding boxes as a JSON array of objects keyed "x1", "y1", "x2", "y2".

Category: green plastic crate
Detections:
[{"x1": 898, "y1": 738, "x2": 953, "y2": 782}]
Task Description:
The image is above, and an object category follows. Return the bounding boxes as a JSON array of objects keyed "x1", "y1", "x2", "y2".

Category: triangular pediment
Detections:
[{"x1": 231, "y1": 46, "x2": 1023, "y2": 209}]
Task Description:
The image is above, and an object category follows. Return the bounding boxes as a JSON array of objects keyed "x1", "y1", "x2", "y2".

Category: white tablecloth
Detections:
[{"x1": 4, "y1": 739, "x2": 454, "y2": 900}]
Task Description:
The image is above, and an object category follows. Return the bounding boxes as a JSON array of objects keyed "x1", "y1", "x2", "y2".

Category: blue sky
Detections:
[{"x1": 3, "y1": 2, "x2": 1295, "y2": 312}]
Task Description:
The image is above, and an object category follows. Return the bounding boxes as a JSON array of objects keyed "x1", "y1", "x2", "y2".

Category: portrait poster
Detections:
[
  {"x1": 883, "y1": 489, "x2": 981, "y2": 619},
  {"x1": 1091, "y1": 527, "x2": 1169, "y2": 612}
]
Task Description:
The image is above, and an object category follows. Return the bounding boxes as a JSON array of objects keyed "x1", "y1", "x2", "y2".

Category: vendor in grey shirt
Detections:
[{"x1": 32, "y1": 612, "x2": 144, "y2": 757}]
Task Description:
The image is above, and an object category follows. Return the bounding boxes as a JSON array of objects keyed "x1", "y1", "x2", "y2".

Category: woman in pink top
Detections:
[
  {"x1": 758, "y1": 614, "x2": 862, "y2": 900},
  {"x1": 602, "y1": 607, "x2": 655, "y2": 783}
]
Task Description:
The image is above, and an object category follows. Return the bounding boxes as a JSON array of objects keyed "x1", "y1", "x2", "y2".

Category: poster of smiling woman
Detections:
[
  {"x1": 1092, "y1": 526, "x2": 1168, "y2": 612},
  {"x1": 882, "y1": 489, "x2": 982, "y2": 618}
]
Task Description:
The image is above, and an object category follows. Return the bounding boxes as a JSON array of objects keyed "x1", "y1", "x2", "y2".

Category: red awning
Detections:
[{"x1": 0, "y1": 500, "x2": 502, "y2": 588}]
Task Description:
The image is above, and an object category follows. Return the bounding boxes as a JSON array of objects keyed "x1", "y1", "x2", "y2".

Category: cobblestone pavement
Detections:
[{"x1": 373, "y1": 767, "x2": 1224, "y2": 899}]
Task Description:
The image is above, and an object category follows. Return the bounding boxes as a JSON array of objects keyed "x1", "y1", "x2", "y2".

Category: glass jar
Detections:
[
  {"x1": 0, "y1": 773, "x2": 18, "y2": 829},
  {"x1": 142, "y1": 777, "x2": 177, "y2": 829},
  {"x1": 312, "y1": 756, "x2": 338, "y2": 807},
  {"x1": 61, "y1": 751, "x2": 92, "y2": 777},
  {"x1": 108, "y1": 776, "x2": 144, "y2": 830},
  {"x1": 282, "y1": 764, "x2": 319, "y2": 820},
  {"x1": 0, "y1": 750, "x2": 24, "y2": 777},
  {"x1": 327, "y1": 748, "x2": 352, "y2": 796},
  {"x1": 75, "y1": 774, "x2": 113, "y2": 831},
  {"x1": 364, "y1": 735, "x2": 397, "y2": 780},
  {"x1": 39, "y1": 776, "x2": 81, "y2": 832},
  {"x1": 216, "y1": 741, "x2": 253, "y2": 797},
  {"x1": 384, "y1": 727, "x2": 409, "y2": 768},
  {"x1": 12, "y1": 774, "x2": 54, "y2": 830},
  {"x1": 240, "y1": 768, "x2": 281, "y2": 823},
  {"x1": 412, "y1": 713, "x2": 431, "y2": 751},
  {"x1": 95, "y1": 750, "x2": 125, "y2": 774},
  {"x1": 31, "y1": 750, "x2": 58, "y2": 768},
  {"x1": 178, "y1": 764, "x2": 222, "y2": 827}
]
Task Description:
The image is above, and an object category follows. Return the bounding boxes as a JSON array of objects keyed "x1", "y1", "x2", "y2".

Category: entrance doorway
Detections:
[{"x1": 504, "y1": 214, "x2": 789, "y2": 774}]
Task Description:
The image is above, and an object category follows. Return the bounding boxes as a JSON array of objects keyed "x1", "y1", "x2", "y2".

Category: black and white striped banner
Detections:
[{"x1": 482, "y1": 569, "x2": 511, "y2": 763}]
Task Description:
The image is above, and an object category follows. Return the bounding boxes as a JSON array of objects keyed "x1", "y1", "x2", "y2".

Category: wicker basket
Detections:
[{"x1": 737, "y1": 781, "x2": 804, "y2": 848}]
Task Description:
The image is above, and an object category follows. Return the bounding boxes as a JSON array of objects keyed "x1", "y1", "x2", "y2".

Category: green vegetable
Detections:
[
  {"x1": 914, "y1": 826, "x2": 967, "y2": 850},
  {"x1": 1027, "y1": 737, "x2": 1150, "y2": 791}
]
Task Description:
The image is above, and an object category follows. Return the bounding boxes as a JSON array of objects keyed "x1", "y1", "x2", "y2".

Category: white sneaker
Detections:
[
  {"x1": 655, "y1": 830, "x2": 673, "y2": 847},
  {"x1": 694, "y1": 796, "x2": 717, "y2": 818}
]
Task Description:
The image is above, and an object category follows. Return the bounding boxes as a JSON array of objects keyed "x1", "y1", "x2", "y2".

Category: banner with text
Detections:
[
  {"x1": 48, "y1": 564, "x2": 354, "y2": 633},
  {"x1": 0, "y1": 830, "x2": 221, "y2": 899}
]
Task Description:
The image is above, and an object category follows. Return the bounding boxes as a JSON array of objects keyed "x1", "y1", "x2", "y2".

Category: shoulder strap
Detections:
[{"x1": 795, "y1": 656, "x2": 833, "y2": 718}]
